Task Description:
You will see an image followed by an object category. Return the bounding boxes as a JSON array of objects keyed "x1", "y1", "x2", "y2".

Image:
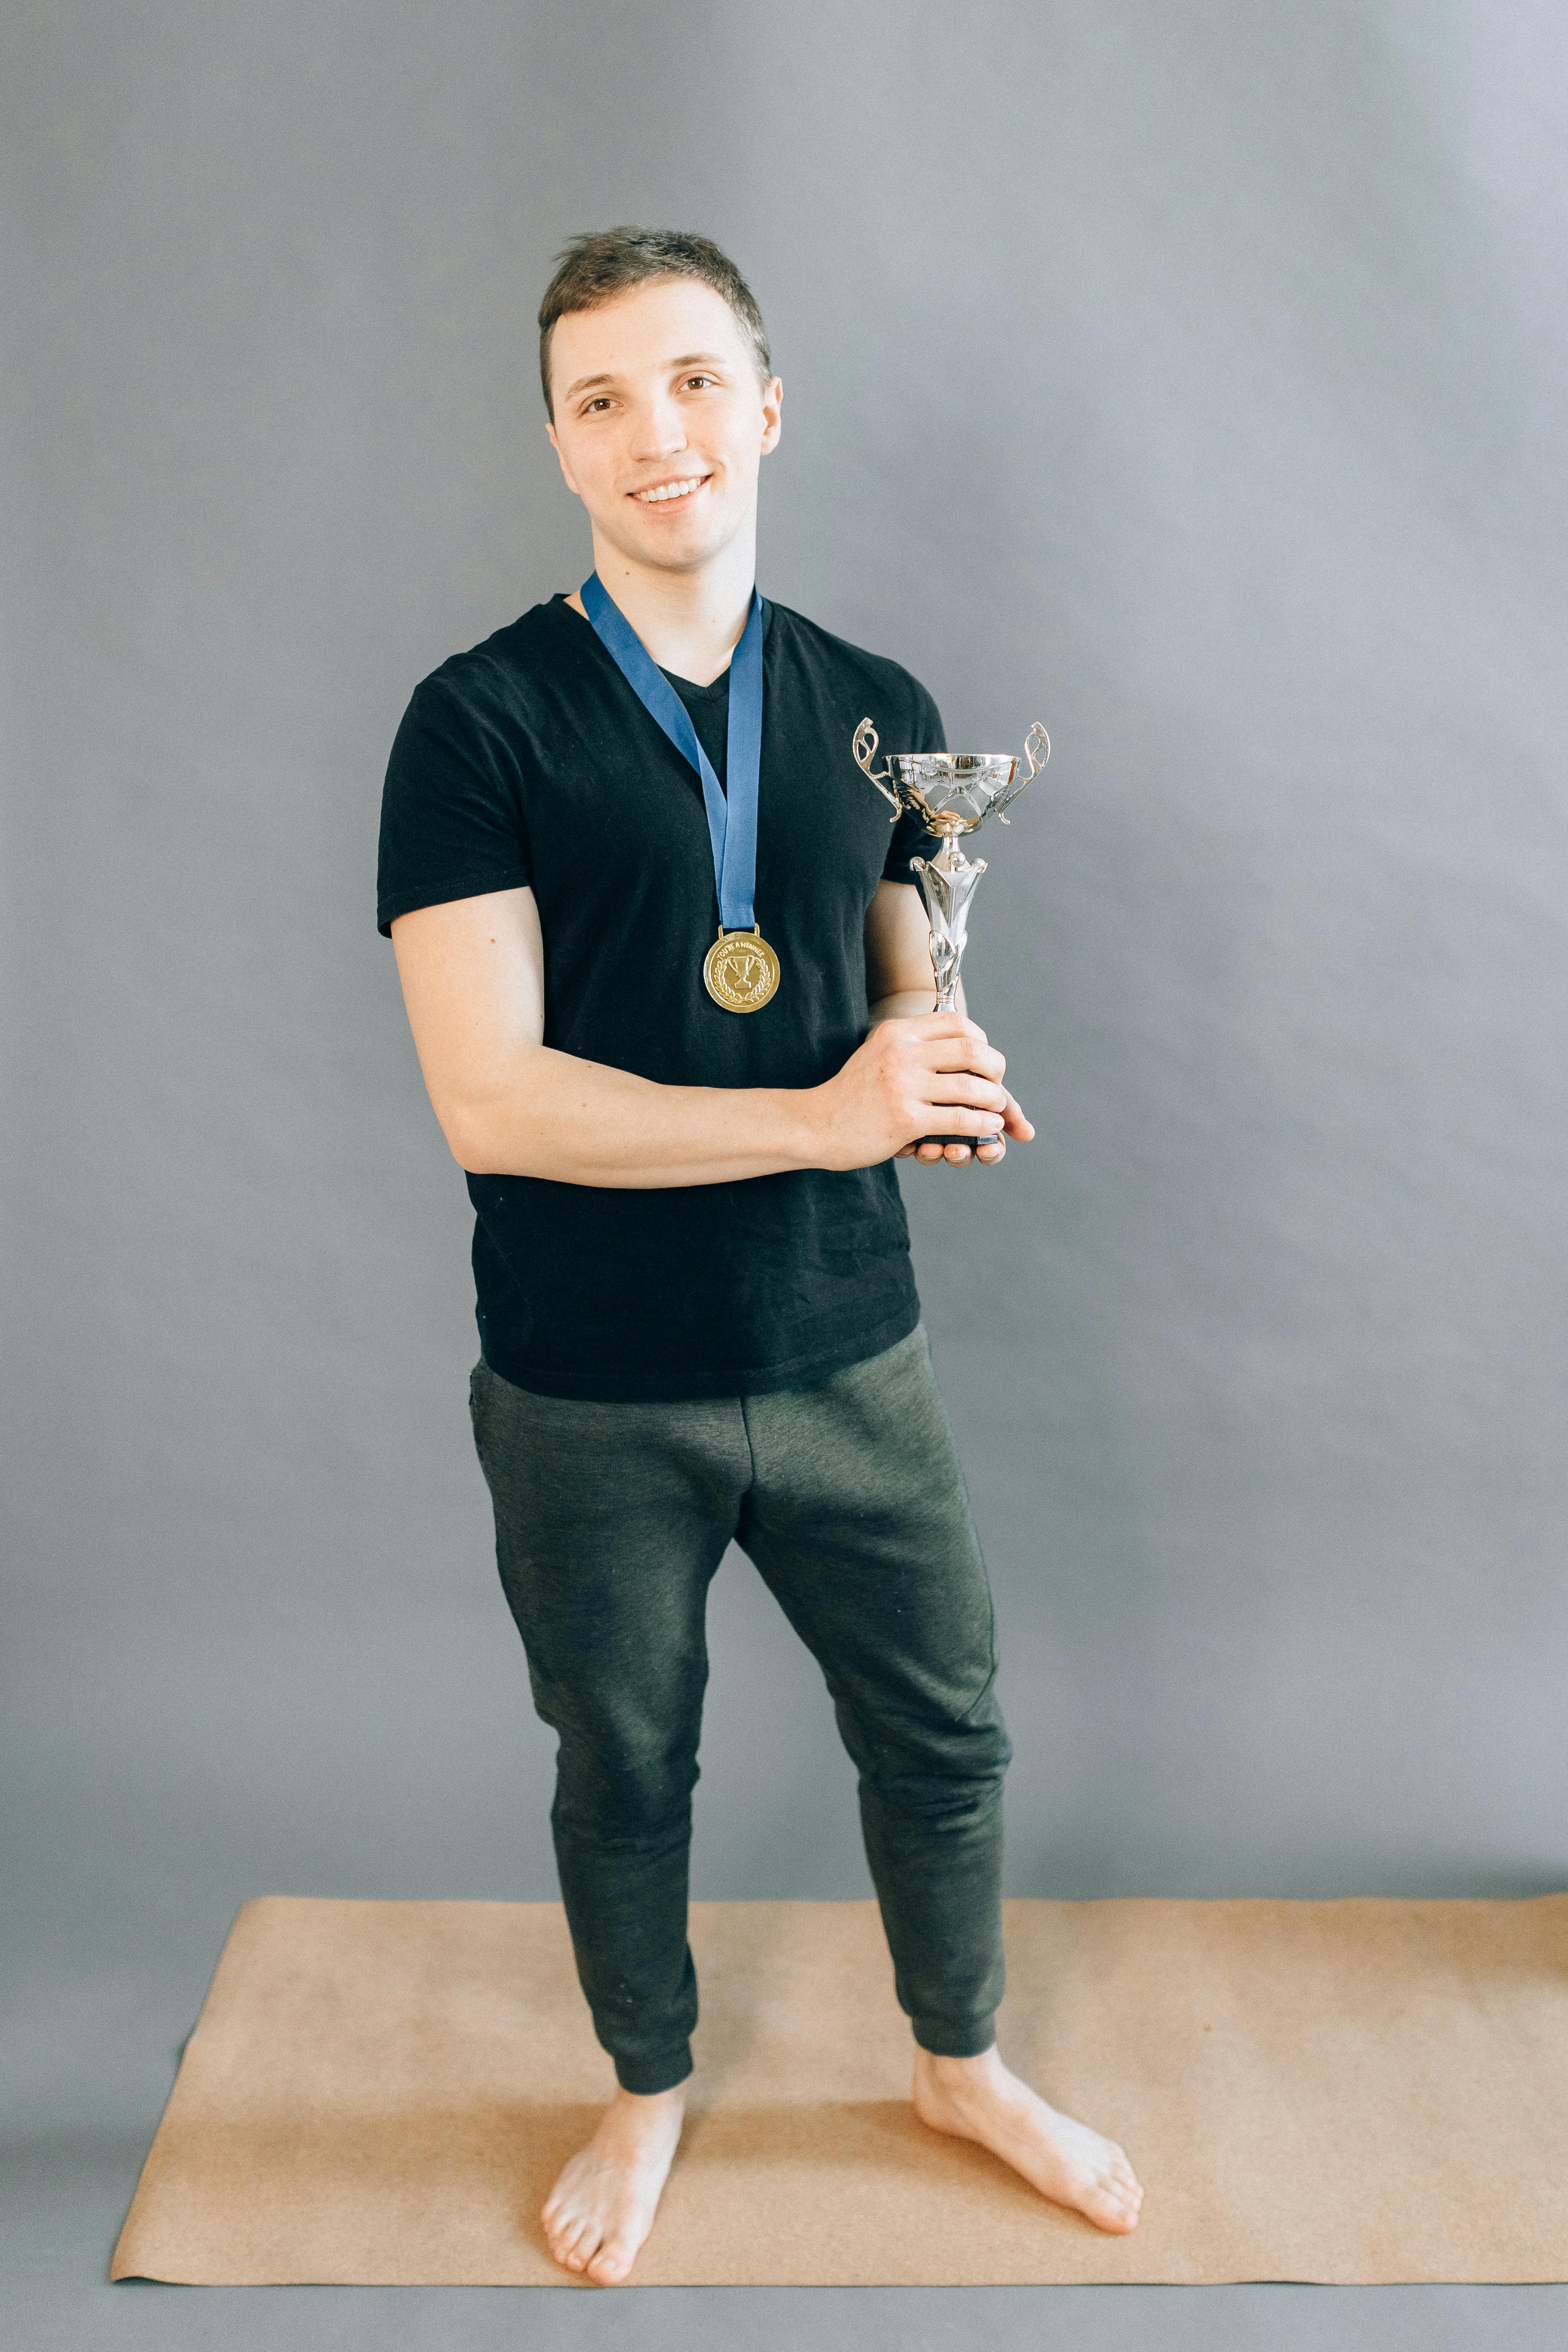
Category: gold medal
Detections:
[{"x1": 703, "y1": 925, "x2": 780, "y2": 1014}]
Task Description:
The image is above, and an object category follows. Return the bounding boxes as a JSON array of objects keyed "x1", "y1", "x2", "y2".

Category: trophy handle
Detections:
[
  {"x1": 993, "y1": 721, "x2": 1051, "y2": 824},
  {"x1": 853, "y1": 717, "x2": 903, "y2": 818}
]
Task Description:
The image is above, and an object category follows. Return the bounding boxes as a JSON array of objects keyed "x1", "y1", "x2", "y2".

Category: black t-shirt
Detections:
[{"x1": 377, "y1": 594, "x2": 945, "y2": 1401}]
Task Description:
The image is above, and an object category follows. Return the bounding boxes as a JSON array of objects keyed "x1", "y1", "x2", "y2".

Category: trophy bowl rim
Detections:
[{"x1": 889, "y1": 751, "x2": 1020, "y2": 772}]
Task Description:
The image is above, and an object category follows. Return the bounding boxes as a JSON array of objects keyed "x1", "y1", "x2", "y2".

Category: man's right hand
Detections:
[{"x1": 808, "y1": 1011, "x2": 1033, "y2": 1171}]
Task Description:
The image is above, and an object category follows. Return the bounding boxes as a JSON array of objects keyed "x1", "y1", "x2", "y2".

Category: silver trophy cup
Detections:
[{"x1": 852, "y1": 715, "x2": 1050, "y2": 1147}]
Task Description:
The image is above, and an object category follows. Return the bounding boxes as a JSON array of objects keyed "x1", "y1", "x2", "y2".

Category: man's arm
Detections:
[{"x1": 391, "y1": 884, "x2": 1029, "y2": 1187}]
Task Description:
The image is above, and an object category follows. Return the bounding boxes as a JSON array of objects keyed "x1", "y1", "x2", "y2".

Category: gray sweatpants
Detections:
[{"x1": 469, "y1": 1324, "x2": 1010, "y2": 2094}]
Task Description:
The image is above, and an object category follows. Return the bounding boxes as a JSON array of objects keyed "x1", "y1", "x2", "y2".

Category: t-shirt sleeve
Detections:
[
  {"x1": 376, "y1": 675, "x2": 532, "y2": 936},
  {"x1": 881, "y1": 675, "x2": 948, "y2": 884}
]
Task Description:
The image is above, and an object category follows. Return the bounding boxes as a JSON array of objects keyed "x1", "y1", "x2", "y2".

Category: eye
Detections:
[
  {"x1": 581, "y1": 396, "x2": 614, "y2": 415},
  {"x1": 682, "y1": 373, "x2": 718, "y2": 390}
]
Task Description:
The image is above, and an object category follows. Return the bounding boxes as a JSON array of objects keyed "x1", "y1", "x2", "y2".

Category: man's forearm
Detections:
[{"x1": 443, "y1": 1043, "x2": 826, "y2": 1189}]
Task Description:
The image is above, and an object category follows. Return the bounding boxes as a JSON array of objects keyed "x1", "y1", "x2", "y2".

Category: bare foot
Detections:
[
  {"x1": 912, "y1": 2045, "x2": 1143, "y2": 2234},
  {"x1": 541, "y1": 2081, "x2": 687, "y2": 2284}
]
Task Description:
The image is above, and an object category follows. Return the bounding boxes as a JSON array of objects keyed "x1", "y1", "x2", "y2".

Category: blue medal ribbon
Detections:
[{"x1": 580, "y1": 572, "x2": 764, "y2": 935}]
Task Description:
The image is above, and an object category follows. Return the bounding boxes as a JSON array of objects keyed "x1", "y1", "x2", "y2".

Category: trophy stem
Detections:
[
  {"x1": 909, "y1": 833, "x2": 989, "y2": 1146},
  {"x1": 933, "y1": 837, "x2": 965, "y2": 1010},
  {"x1": 913, "y1": 833, "x2": 987, "y2": 1013}
]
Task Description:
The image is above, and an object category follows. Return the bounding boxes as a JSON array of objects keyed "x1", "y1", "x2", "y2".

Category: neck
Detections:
[{"x1": 572, "y1": 523, "x2": 757, "y2": 686}]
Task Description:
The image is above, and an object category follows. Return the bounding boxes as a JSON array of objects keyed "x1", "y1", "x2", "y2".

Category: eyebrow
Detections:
[{"x1": 562, "y1": 352, "x2": 732, "y2": 402}]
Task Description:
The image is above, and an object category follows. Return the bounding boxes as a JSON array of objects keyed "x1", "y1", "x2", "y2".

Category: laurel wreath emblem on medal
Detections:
[{"x1": 703, "y1": 927, "x2": 781, "y2": 1013}]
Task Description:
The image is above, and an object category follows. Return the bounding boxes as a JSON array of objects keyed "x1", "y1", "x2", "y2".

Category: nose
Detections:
[{"x1": 630, "y1": 389, "x2": 689, "y2": 464}]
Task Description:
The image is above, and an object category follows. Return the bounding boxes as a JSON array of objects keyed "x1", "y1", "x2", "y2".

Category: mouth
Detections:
[{"x1": 630, "y1": 472, "x2": 711, "y2": 506}]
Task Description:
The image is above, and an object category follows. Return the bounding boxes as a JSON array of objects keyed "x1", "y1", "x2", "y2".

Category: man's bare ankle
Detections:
[
  {"x1": 915, "y1": 2045, "x2": 1001, "y2": 2086},
  {"x1": 600, "y1": 2080, "x2": 688, "y2": 2141}
]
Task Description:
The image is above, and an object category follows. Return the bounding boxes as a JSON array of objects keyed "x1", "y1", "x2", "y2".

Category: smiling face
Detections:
[{"x1": 545, "y1": 277, "x2": 783, "y2": 580}]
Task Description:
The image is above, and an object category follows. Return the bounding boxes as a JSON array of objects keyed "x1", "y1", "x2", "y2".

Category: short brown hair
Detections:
[{"x1": 538, "y1": 227, "x2": 771, "y2": 419}]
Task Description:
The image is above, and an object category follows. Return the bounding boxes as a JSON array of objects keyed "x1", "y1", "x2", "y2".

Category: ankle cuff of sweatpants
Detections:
[
  {"x1": 611, "y1": 2043, "x2": 694, "y2": 2097},
  {"x1": 912, "y1": 2014, "x2": 997, "y2": 2060}
]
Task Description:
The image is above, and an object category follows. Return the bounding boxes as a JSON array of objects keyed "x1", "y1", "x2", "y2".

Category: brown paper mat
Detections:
[{"x1": 112, "y1": 1894, "x2": 1568, "y2": 2285}]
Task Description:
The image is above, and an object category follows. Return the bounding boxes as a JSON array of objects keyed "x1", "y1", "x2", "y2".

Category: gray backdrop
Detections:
[{"x1": 6, "y1": 3, "x2": 1566, "y2": 2347}]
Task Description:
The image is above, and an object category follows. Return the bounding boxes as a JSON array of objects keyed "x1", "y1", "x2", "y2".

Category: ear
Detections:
[
  {"x1": 546, "y1": 420, "x2": 583, "y2": 500},
  {"x1": 760, "y1": 376, "x2": 783, "y2": 458}
]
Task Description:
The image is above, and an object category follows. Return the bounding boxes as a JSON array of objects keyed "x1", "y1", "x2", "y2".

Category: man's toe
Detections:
[
  {"x1": 557, "y1": 2220, "x2": 599, "y2": 2270},
  {"x1": 587, "y1": 2237, "x2": 636, "y2": 2285}
]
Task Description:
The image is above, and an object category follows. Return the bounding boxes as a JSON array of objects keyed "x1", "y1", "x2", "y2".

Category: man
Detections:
[{"x1": 378, "y1": 227, "x2": 1142, "y2": 2285}]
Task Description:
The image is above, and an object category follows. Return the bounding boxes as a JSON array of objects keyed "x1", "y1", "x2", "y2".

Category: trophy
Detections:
[{"x1": 852, "y1": 715, "x2": 1050, "y2": 1145}]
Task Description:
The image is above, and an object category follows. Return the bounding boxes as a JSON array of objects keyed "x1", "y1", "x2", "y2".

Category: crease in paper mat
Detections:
[{"x1": 112, "y1": 1894, "x2": 1568, "y2": 2285}]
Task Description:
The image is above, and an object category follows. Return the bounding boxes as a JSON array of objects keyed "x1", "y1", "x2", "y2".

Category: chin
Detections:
[{"x1": 628, "y1": 520, "x2": 729, "y2": 570}]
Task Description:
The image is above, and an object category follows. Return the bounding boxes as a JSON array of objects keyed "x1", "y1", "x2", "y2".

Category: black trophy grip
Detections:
[{"x1": 914, "y1": 1132, "x2": 1004, "y2": 1154}]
